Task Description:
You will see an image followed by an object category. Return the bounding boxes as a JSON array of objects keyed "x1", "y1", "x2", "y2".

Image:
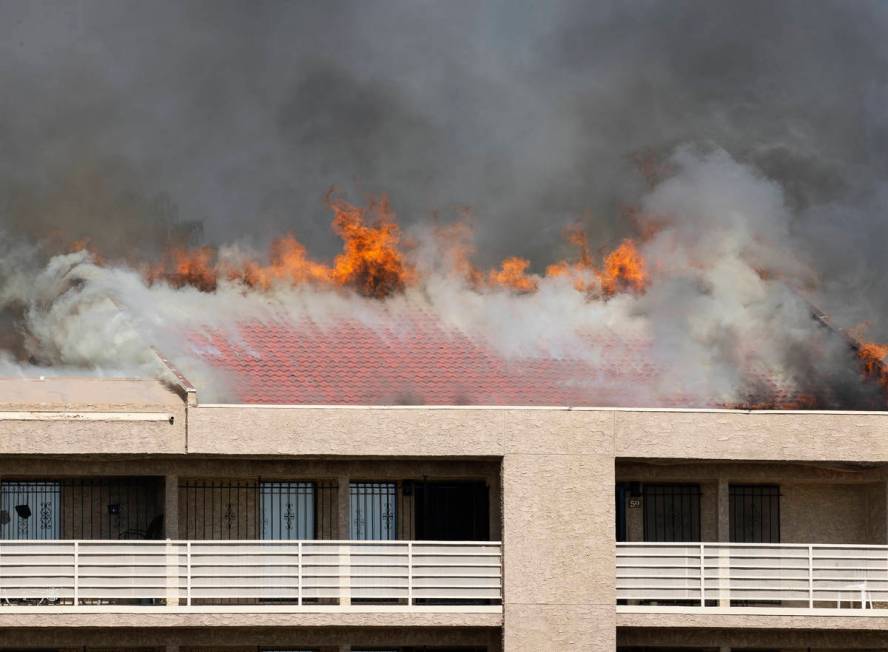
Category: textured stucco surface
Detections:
[
  {"x1": 615, "y1": 410, "x2": 888, "y2": 461},
  {"x1": 0, "y1": 377, "x2": 185, "y2": 454},
  {"x1": 0, "y1": 377, "x2": 184, "y2": 411},
  {"x1": 189, "y1": 405, "x2": 507, "y2": 457},
  {"x1": 501, "y1": 410, "x2": 615, "y2": 651}
]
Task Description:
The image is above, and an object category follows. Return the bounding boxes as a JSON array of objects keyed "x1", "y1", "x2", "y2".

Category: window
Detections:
[
  {"x1": 350, "y1": 482, "x2": 397, "y2": 540},
  {"x1": 179, "y1": 480, "x2": 337, "y2": 540},
  {"x1": 730, "y1": 484, "x2": 780, "y2": 543},
  {"x1": 0, "y1": 481, "x2": 60, "y2": 539},
  {"x1": 642, "y1": 484, "x2": 701, "y2": 542},
  {"x1": 260, "y1": 481, "x2": 316, "y2": 540}
]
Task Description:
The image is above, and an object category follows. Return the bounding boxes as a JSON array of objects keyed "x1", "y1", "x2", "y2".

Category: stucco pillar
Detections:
[
  {"x1": 165, "y1": 474, "x2": 179, "y2": 539},
  {"x1": 501, "y1": 410, "x2": 615, "y2": 651}
]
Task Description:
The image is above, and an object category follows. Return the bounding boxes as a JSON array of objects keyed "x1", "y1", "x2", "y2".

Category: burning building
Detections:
[{"x1": 2, "y1": 147, "x2": 888, "y2": 651}]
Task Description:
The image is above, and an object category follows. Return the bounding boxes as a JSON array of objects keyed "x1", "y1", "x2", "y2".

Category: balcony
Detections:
[
  {"x1": 0, "y1": 539, "x2": 502, "y2": 613},
  {"x1": 617, "y1": 542, "x2": 888, "y2": 614}
]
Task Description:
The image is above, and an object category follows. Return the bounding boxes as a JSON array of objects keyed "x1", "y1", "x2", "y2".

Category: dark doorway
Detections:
[
  {"x1": 642, "y1": 483, "x2": 701, "y2": 542},
  {"x1": 730, "y1": 484, "x2": 780, "y2": 543},
  {"x1": 412, "y1": 480, "x2": 489, "y2": 541}
]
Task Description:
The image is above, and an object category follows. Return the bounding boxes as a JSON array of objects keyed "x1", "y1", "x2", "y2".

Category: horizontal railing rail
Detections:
[
  {"x1": 0, "y1": 539, "x2": 502, "y2": 611},
  {"x1": 617, "y1": 542, "x2": 888, "y2": 611}
]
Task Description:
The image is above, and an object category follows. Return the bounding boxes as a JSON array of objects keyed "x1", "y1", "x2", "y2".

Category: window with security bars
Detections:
[
  {"x1": 179, "y1": 479, "x2": 337, "y2": 540},
  {"x1": 642, "y1": 484, "x2": 701, "y2": 542},
  {"x1": 350, "y1": 482, "x2": 397, "y2": 540},
  {"x1": 730, "y1": 484, "x2": 780, "y2": 543},
  {"x1": 260, "y1": 481, "x2": 315, "y2": 540},
  {"x1": 0, "y1": 481, "x2": 60, "y2": 539},
  {"x1": 0, "y1": 478, "x2": 164, "y2": 540}
]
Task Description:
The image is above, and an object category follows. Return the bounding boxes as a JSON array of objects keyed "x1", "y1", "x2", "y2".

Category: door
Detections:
[
  {"x1": 730, "y1": 484, "x2": 780, "y2": 543},
  {"x1": 642, "y1": 483, "x2": 701, "y2": 542},
  {"x1": 260, "y1": 481, "x2": 316, "y2": 540},
  {"x1": 349, "y1": 482, "x2": 397, "y2": 540},
  {"x1": 413, "y1": 481, "x2": 489, "y2": 541}
]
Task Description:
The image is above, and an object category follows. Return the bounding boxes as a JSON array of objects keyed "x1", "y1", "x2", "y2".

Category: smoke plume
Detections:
[{"x1": 0, "y1": 1, "x2": 886, "y2": 406}]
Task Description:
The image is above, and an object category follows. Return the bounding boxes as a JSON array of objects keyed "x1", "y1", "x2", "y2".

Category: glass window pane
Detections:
[
  {"x1": 349, "y1": 482, "x2": 397, "y2": 540},
  {"x1": 260, "y1": 481, "x2": 315, "y2": 540},
  {"x1": 1, "y1": 481, "x2": 61, "y2": 540}
]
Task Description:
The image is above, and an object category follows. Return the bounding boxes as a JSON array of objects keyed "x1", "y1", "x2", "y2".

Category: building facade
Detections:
[{"x1": 2, "y1": 377, "x2": 888, "y2": 650}]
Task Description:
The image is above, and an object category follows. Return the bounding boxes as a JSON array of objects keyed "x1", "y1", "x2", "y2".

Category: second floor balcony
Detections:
[
  {"x1": 0, "y1": 466, "x2": 502, "y2": 613},
  {"x1": 0, "y1": 538, "x2": 502, "y2": 612},
  {"x1": 617, "y1": 541, "x2": 888, "y2": 613}
]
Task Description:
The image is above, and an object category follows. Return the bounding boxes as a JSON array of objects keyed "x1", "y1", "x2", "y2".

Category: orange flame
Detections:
[
  {"x1": 599, "y1": 239, "x2": 647, "y2": 297},
  {"x1": 328, "y1": 195, "x2": 414, "y2": 299},
  {"x1": 149, "y1": 247, "x2": 218, "y2": 292},
  {"x1": 488, "y1": 257, "x2": 538, "y2": 293},
  {"x1": 148, "y1": 194, "x2": 413, "y2": 299},
  {"x1": 543, "y1": 227, "x2": 647, "y2": 298},
  {"x1": 136, "y1": 196, "x2": 650, "y2": 301},
  {"x1": 858, "y1": 342, "x2": 888, "y2": 389}
]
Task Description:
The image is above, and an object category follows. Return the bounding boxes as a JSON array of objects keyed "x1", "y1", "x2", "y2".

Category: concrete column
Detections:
[
  {"x1": 501, "y1": 410, "x2": 615, "y2": 650},
  {"x1": 338, "y1": 475, "x2": 350, "y2": 538},
  {"x1": 165, "y1": 474, "x2": 179, "y2": 539}
]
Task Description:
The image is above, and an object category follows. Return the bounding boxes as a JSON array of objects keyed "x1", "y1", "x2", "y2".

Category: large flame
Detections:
[{"x1": 101, "y1": 194, "x2": 652, "y2": 301}]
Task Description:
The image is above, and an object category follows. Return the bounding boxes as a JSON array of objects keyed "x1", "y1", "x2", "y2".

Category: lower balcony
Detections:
[
  {"x1": 617, "y1": 542, "x2": 888, "y2": 614},
  {"x1": 0, "y1": 539, "x2": 502, "y2": 613}
]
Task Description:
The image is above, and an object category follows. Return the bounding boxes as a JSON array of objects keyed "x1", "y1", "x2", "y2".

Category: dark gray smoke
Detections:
[{"x1": 0, "y1": 0, "x2": 886, "y2": 334}]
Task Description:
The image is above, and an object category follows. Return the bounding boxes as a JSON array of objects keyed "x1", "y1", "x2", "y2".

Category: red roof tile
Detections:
[{"x1": 183, "y1": 311, "x2": 876, "y2": 408}]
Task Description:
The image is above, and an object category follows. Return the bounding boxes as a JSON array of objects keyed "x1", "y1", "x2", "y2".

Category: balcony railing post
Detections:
[
  {"x1": 73, "y1": 541, "x2": 79, "y2": 607},
  {"x1": 339, "y1": 543, "x2": 351, "y2": 607},
  {"x1": 808, "y1": 545, "x2": 814, "y2": 608},
  {"x1": 186, "y1": 541, "x2": 192, "y2": 607},
  {"x1": 699, "y1": 543, "x2": 705, "y2": 606},
  {"x1": 297, "y1": 541, "x2": 303, "y2": 607},
  {"x1": 407, "y1": 541, "x2": 413, "y2": 607}
]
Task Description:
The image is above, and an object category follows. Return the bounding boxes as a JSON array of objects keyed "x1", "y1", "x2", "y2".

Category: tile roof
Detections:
[{"x1": 184, "y1": 309, "x2": 853, "y2": 408}]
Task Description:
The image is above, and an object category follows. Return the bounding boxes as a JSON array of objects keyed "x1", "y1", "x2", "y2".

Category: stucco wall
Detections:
[
  {"x1": 501, "y1": 410, "x2": 616, "y2": 651},
  {"x1": 782, "y1": 483, "x2": 880, "y2": 544},
  {"x1": 614, "y1": 410, "x2": 888, "y2": 462}
]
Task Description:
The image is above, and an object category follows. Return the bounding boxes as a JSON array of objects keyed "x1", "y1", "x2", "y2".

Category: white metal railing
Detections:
[
  {"x1": 0, "y1": 540, "x2": 502, "y2": 611},
  {"x1": 617, "y1": 542, "x2": 888, "y2": 611}
]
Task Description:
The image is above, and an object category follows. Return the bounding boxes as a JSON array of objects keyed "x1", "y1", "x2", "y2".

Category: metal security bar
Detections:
[
  {"x1": 617, "y1": 542, "x2": 888, "y2": 610},
  {"x1": 350, "y1": 482, "x2": 397, "y2": 540},
  {"x1": 0, "y1": 479, "x2": 163, "y2": 541},
  {"x1": 179, "y1": 480, "x2": 337, "y2": 540},
  {"x1": 730, "y1": 484, "x2": 780, "y2": 543},
  {"x1": 0, "y1": 539, "x2": 502, "y2": 610},
  {"x1": 642, "y1": 484, "x2": 701, "y2": 542}
]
